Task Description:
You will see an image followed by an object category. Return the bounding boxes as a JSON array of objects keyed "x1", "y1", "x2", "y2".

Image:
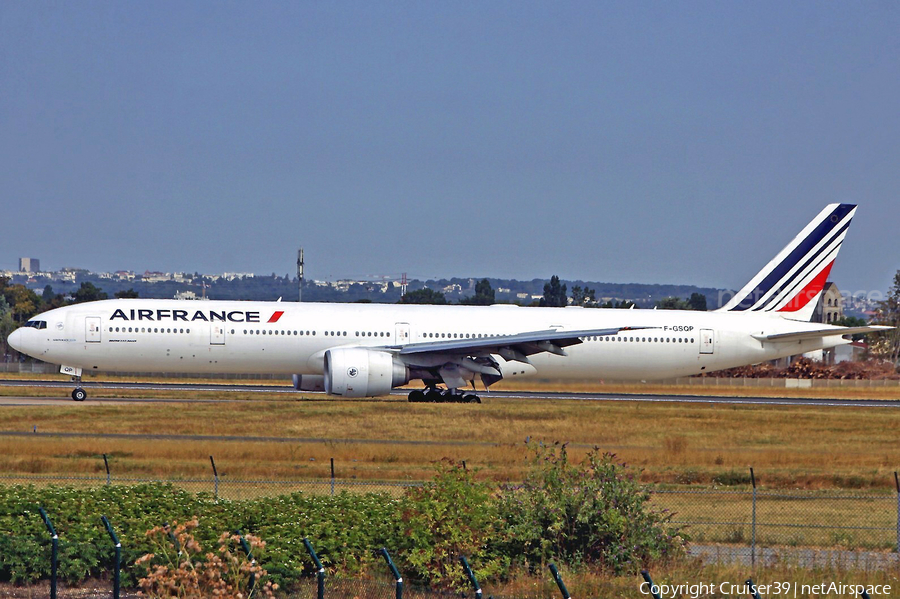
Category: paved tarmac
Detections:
[{"x1": 0, "y1": 378, "x2": 898, "y2": 407}]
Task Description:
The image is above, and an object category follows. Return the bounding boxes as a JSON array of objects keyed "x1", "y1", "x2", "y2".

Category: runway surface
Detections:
[{"x1": 0, "y1": 378, "x2": 897, "y2": 408}]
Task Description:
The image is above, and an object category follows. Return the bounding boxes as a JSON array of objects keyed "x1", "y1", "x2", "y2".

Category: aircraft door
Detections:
[
  {"x1": 700, "y1": 329, "x2": 714, "y2": 354},
  {"x1": 85, "y1": 317, "x2": 102, "y2": 343},
  {"x1": 394, "y1": 322, "x2": 410, "y2": 345},
  {"x1": 211, "y1": 324, "x2": 226, "y2": 346}
]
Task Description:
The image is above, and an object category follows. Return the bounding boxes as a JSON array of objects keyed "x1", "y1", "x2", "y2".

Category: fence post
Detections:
[
  {"x1": 103, "y1": 454, "x2": 111, "y2": 486},
  {"x1": 894, "y1": 472, "x2": 899, "y2": 554},
  {"x1": 210, "y1": 456, "x2": 219, "y2": 499},
  {"x1": 460, "y1": 556, "x2": 483, "y2": 598},
  {"x1": 640, "y1": 570, "x2": 662, "y2": 599},
  {"x1": 378, "y1": 547, "x2": 402, "y2": 599},
  {"x1": 101, "y1": 516, "x2": 121, "y2": 599},
  {"x1": 303, "y1": 538, "x2": 325, "y2": 599},
  {"x1": 235, "y1": 530, "x2": 256, "y2": 595},
  {"x1": 746, "y1": 578, "x2": 762, "y2": 599},
  {"x1": 750, "y1": 467, "x2": 757, "y2": 567},
  {"x1": 39, "y1": 507, "x2": 58, "y2": 599},
  {"x1": 330, "y1": 458, "x2": 335, "y2": 496},
  {"x1": 548, "y1": 564, "x2": 571, "y2": 599}
]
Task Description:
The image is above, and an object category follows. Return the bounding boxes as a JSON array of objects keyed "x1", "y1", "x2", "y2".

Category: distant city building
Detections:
[
  {"x1": 18, "y1": 258, "x2": 40, "y2": 273},
  {"x1": 221, "y1": 272, "x2": 255, "y2": 281},
  {"x1": 174, "y1": 290, "x2": 207, "y2": 300},
  {"x1": 141, "y1": 271, "x2": 171, "y2": 283}
]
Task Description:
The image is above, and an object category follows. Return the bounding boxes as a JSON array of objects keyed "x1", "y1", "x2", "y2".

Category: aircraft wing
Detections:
[
  {"x1": 753, "y1": 325, "x2": 893, "y2": 343},
  {"x1": 395, "y1": 326, "x2": 651, "y2": 359}
]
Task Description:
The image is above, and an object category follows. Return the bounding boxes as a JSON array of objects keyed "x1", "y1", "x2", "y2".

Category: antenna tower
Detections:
[{"x1": 297, "y1": 248, "x2": 304, "y2": 302}]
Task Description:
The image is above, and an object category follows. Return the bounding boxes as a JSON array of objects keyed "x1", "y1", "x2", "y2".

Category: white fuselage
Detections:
[{"x1": 10, "y1": 299, "x2": 848, "y2": 382}]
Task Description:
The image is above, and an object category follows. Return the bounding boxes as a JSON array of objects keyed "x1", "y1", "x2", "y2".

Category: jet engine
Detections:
[{"x1": 324, "y1": 348, "x2": 409, "y2": 397}]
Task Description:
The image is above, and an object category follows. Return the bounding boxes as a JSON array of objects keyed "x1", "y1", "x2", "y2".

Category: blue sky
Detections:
[{"x1": 1, "y1": 2, "x2": 898, "y2": 294}]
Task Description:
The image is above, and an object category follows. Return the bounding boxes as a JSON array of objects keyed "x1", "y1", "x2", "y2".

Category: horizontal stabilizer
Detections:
[{"x1": 753, "y1": 325, "x2": 893, "y2": 343}]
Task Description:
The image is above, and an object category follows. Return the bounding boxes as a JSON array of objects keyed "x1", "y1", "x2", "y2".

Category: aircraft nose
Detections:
[{"x1": 8, "y1": 328, "x2": 24, "y2": 353}]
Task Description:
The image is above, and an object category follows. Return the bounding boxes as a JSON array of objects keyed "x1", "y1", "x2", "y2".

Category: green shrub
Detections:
[
  {"x1": 497, "y1": 442, "x2": 685, "y2": 573},
  {"x1": 397, "y1": 460, "x2": 507, "y2": 590},
  {"x1": 1, "y1": 451, "x2": 686, "y2": 589}
]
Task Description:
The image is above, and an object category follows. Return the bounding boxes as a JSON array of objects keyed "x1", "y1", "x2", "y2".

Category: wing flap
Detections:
[{"x1": 396, "y1": 326, "x2": 650, "y2": 357}]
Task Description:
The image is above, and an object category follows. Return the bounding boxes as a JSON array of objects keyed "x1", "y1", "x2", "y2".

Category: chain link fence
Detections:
[
  {"x1": 649, "y1": 488, "x2": 899, "y2": 567},
  {"x1": 2, "y1": 470, "x2": 900, "y2": 598}
]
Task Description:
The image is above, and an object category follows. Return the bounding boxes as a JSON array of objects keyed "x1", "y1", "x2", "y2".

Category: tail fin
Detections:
[{"x1": 718, "y1": 203, "x2": 856, "y2": 321}]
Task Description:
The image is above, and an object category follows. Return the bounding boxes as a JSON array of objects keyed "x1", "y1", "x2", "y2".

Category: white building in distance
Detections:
[{"x1": 18, "y1": 258, "x2": 40, "y2": 273}]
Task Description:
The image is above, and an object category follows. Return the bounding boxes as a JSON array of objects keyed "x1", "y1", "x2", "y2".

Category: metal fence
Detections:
[
  {"x1": 650, "y1": 488, "x2": 899, "y2": 567},
  {"x1": 2, "y1": 469, "x2": 899, "y2": 567}
]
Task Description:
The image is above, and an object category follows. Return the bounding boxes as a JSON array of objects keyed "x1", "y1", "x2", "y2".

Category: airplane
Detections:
[{"x1": 8, "y1": 203, "x2": 891, "y2": 403}]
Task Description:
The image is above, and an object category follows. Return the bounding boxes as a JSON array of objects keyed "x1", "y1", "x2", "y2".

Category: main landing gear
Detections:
[{"x1": 408, "y1": 387, "x2": 481, "y2": 404}]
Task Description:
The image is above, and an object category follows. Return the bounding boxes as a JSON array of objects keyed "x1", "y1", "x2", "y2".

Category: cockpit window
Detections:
[{"x1": 23, "y1": 320, "x2": 47, "y2": 329}]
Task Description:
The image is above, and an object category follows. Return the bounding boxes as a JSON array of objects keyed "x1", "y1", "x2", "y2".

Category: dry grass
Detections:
[
  {"x1": 488, "y1": 559, "x2": 900, "y2": 599},
  {"x1": 1, "y1": 375, "x2": 899, "y2": 489},
  {"x1": 490, "y1": 377, "x2": 900, "y2": 400},
  {"x1": 4, "y1": 560, "x2": 898, "y2": 599}
]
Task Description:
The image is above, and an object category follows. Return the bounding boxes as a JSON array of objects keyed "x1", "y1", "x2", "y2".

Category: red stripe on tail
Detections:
[{"x1": 777, "y1": 261, "x2": 834, "y2": 313}]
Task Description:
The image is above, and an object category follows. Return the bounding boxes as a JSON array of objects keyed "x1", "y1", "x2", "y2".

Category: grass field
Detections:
[
  {"x1": 2, "y1": 375, "x2": 899, "y2": 595},
  {"x1": 0, "y1": 375, "x2": 898, "y2": 490}
]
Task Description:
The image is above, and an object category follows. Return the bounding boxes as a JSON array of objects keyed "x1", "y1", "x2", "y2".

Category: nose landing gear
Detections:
[{"x1": 70, "y1": 375, "x2": 87, "y2": 401}]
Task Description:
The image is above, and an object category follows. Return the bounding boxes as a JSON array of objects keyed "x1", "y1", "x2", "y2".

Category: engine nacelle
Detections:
[
  {"x1": 324, "y1": 348, "x2": 409, "y2": 397},
  {"x1": 293, "y1": 374, "x2": 326, "y2": 392}
]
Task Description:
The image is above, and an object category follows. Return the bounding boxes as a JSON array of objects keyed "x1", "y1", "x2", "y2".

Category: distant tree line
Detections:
[
  {"x1": 0, "y1": 278, "x2": 134, "y2": 358},
  {"x1": 4, "y1": 271, "x2": 727, "y2": 307},
  {"x1": 398, "y1": 275, "x2": 709, "y2": 311}
]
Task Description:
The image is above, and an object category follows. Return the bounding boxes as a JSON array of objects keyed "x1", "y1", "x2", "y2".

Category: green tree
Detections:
[
  {"x1": 399, "y1": 288, "x2": 447, "y2": 305},
  {"x1": 459, "y1": 279, "x2": 495, "y2": 305},
  {"x1": 656, "y1": 294, "x2": 707, "y2": 311},
  {"x1": 72, "y1": 282, "x2": 108, "y2": 304},
  {"x1": 0, "y1": 296, "x2": 15, "y2": 357},
  {"x1": 871, "y1": 270, "x2": 900, "y2": 367},
  {"x1": 688, "y1": 292, "x2": 708, "y2": 311},
  {"x1": 114, "y1": 288, "x2": 140, "y2": 299},
  {"x1": 835, "y1": 315, "x2": 868, "y2": 327},
  {"x1": 3, "y1": 284, "x2": 41, "y2": 322},
  {"x1": 834, "y1": 315, "x2": 869, "y2": 341},
  {"x1": 656, "y1": 296, "x2": 689, "y2": 310},
  {"x1": 539, "y1": 276, "x2": 567, "y2": 307},
  {"x1": 600, "y1": 299, "x2": 635, "y2": 309},
  {"x1": 570, "y1": 285, "x2": 598, "y2": 308}
]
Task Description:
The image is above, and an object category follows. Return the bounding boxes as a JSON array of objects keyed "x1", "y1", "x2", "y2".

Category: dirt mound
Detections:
[{"x1": 704, "y1": 358, "x2": 899, "y2": 380}]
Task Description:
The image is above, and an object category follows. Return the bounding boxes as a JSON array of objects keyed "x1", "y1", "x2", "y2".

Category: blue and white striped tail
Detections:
[{"x1": 719, "y1": 203, "x2": 856, "y2": 321}]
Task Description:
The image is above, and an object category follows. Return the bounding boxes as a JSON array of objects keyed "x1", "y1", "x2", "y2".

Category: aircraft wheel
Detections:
[
  {"x1": 464, "y1": 394, "x2": 481, "y2": 404},
  {"x1": 72, "y1": 388, "x2": 87, "y2": 402},
  {"x1": 425, "y1": 389, "x2": 443, "y2": 403},
  {"x1": 408, "y1": 390, "x2": 426, "y2": 403}
]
